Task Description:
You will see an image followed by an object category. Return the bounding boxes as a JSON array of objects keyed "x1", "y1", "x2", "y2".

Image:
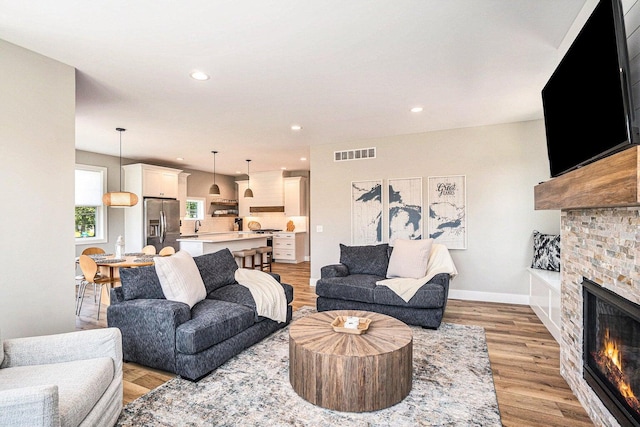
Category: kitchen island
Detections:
[{"x1": 177, "y1": 232, "x2": 270, "y2": 258}]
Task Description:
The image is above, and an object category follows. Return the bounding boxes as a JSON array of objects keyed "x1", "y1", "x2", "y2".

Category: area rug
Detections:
[{"x1": 117, "y1": 308, "x2": 501, "y2": 426}]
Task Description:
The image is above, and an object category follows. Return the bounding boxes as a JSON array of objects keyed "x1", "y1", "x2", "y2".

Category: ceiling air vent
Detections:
[{"x1": 334, "y1": 147, "x2": 376, "y2": 162}]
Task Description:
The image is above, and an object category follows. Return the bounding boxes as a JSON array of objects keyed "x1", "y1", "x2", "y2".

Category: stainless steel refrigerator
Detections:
[{"x1": 144, "y1": 198, "x2": 180, "y2": 253}]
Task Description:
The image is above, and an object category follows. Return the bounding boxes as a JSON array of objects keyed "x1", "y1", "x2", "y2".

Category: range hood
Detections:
[{"x1": 249, "y1": 206, "x2": 284, "y2": 213}]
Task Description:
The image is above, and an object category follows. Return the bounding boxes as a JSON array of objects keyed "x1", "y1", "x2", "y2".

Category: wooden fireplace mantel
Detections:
[{"x1": 534, "y1": 145, "x2": 640, "y2": 210}]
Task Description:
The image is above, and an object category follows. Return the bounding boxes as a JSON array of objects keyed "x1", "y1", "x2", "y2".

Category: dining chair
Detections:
[
  {"x1": 159, "y1": 246, "x2": 176, "y2": 256},
  {"x1": 76, "y1": 255, "x2": 118, "y2": 320},
  {"x1": 81, "y1": 247, "x2": 106, "y2": 256},
  {"x1": 77, "y1": 247, "x2": 106, "y2": 302},
  {"x1": 142, "y1": 245, "x2": 157, "y2": 255}
]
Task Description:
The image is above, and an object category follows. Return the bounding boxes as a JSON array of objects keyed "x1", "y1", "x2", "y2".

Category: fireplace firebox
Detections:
[{"x1": 583, "y1": 278, "x2": 640, "y2": 427}]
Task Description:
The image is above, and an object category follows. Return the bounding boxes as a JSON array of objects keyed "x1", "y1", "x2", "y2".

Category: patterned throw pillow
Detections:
[
  {"x1": 531, "y1": 230, "x2": 560, "y2": 272},
  {"x1": 194, "y1": 248, "x2": 239, "y2": 294},
  {"x1": 339, "y1": 243, "x2": 389, "y2": 277},
  {"x1": 120, "y1": 264, "x2": 165, "y2": 300}
]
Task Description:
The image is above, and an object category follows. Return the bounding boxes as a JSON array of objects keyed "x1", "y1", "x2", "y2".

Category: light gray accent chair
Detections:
[{"x1": 0, "y1": 327, "x2": 123, "y2": 427}]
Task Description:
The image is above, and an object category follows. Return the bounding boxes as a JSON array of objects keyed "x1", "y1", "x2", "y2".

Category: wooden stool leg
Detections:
[
  {"x1": 233, "y1": 249, "x2": 257, "y2": 269},
  {"x1": 233, "y1": 253, "x2": 243, "y2": 268}
]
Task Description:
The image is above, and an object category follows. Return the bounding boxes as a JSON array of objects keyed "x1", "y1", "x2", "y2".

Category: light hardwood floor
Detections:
[{"x1": 76, "y1": 261, "x2": 594, "y2": 426}]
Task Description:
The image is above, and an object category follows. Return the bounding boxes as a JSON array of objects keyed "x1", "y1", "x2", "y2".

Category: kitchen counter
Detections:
[
  {"x1": 178, "y1": 232, "x2": 271, "y2": 258},
  {"x1": 177, "y1": 232, "x2": 272, "y2": 243}
]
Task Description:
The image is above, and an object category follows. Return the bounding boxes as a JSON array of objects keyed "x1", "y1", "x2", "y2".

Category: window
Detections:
[
  {"x1": 185, "y1": 197, "x2": 205, "y2": 220},
  {"x1": 75, "y1": 164, "x2": 107, "y2": 244}
]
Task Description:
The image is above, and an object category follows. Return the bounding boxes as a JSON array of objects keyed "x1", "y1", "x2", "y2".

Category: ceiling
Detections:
[{"x1": 0, "y1": 0, "x2": 587, "y2": 176}]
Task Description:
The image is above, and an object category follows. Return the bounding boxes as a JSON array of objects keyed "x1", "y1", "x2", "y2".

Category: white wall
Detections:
[
  {"x1": 75, "y1": 150, "x2": 128, "y2": 256},
  {"x1": 310, "y1": 120, "x2": 560, "y2": 303},
  {"x1": 0, "y1": 40, "x2": 76, "y2": 338}
]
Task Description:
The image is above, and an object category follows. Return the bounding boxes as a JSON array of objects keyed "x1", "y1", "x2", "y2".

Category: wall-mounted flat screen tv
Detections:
[{"x1": 542, "y1": 0, "x2": 638, "y2": 178}]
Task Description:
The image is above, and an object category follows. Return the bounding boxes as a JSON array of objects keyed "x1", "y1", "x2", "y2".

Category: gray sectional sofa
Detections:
[
  {"x1": 315, "y1": 243, "x2": 451, "y2": 328},
  {"x1": 107, "y1": 249, "x2": 293, "y2": 381}
]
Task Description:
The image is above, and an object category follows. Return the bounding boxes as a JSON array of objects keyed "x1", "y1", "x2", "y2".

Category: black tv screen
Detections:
[{"x1": 542, "y1": 0, "x2": 637, "y2": 177}]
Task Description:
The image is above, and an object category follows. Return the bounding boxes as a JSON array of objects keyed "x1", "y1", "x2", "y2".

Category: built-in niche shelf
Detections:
[
  {"x1": 209, "y1": 201, "x2": 238, "y2": 217},
  {"x1": 534, "y1": 146, "x2": 640, "y2": 210}
]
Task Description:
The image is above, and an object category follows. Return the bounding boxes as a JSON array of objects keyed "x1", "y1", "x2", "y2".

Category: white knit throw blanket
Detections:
[
  {"x1": 376, "y1": 244, "x2": 458, "y2": 303},
  {"x1": 234, "y1": 268, "x2": 288, "y2": 323}
]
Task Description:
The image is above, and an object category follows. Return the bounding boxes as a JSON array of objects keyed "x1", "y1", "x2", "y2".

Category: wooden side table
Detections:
[{"x1": 289, "y1": 310, "x2": 413, "y2": 412}]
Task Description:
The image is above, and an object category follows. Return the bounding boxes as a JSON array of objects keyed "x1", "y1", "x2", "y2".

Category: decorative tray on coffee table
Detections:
[{"x1": 331, "y1": 316, "x2": 372, "y2": 335}]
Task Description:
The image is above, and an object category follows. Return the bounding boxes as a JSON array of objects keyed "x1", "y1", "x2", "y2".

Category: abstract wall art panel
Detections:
[
  {"x1": 351, "y1": 180, "x2": 383, "y2": 244},
  {"x1": 427, "y1": 175, "x2": 466, "y2": 249},
  {"x1": 388, "y1": 177, "x2": 422, "y2": 246}
]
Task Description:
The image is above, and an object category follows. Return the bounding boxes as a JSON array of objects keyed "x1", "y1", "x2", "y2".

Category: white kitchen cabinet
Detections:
[
  {"x1": 236, "y1": 180, "x2": 250, "y2": 217},
  {"x1": 178, "y1": 172, "x2": 190, "y2": 219},
  {"x1": 123, "y1": 163, "x2": 182, "y2": 200},
  {"x1": 122, "y1": 163, "x2": 183, "y2": 251},
  {"x1": 284, "y1": 176, "x2": 307, "y2": 216},
  {"x1": 273, "y1": 232, "x2": 306, "y2": 263},
  {"x1": 142, "y1": 167, "x2": 179, "y2": 198}
]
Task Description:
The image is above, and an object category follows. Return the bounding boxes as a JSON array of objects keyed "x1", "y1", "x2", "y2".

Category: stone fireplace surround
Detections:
[{"x1": 561, "y1": 207, "x2": 640, "y2": 426}]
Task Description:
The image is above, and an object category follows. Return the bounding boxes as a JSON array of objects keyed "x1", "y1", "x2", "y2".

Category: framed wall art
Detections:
[
  {"x1": 388, "y1": 177, "x2": 422, "y2": 246},
  {"x1": 351, "y1": 179, "x2": 383, "y2": 245},
  {"x1": 427, "y1": 175, "x2": 467, "y2": 249}
]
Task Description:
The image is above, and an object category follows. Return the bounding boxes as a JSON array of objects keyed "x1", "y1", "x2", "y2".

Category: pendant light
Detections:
[
  {"x1": 244, "y1": 159, "x2": 254, "y2": 198},
  {"x1": 209, "y1": 150, "x2": 221, "y2": 195},
  {"x1": 102, "y1": 128, "x2": 139, "y2": 207}
]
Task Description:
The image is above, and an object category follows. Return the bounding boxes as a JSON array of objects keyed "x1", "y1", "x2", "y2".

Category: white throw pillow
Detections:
[
  {"x1": 386, "y1": 238, "x2": 434, "y2": 279},
  {"x1": 154, "y1": 250, "x2": 207, "y2": 308}
]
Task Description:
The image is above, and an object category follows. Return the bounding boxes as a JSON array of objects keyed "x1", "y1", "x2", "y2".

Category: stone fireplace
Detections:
[
  {"x1": 561, "y1": 207, "x2": 640, "y2": 426},
  {"x1": 533, "y1": 146, "x2": 640, "y2": 425},
  {"x1": 582, "y1": 277, "x2": 640, "y2": 425}
]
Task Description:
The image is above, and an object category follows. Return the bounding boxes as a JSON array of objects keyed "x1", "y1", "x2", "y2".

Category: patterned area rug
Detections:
[{"x1": 117, "y1": 308, "x2": 501, "y2": 426}]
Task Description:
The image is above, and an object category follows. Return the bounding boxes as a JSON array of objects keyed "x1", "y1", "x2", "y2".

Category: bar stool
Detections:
[
  {"x1": 254, "y1": 246, "x2": 273, "y2": 272},
  {"x1": 232, "y1": 248, "x2": 257, "y2": 268}
]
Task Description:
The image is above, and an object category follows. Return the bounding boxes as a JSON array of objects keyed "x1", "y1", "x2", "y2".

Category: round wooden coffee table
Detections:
[{"x1": 289, "y1": 309, "x2": 412, "y2": 412}]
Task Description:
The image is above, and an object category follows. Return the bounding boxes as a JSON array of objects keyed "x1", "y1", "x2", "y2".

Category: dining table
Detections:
[{"x1": 80, "y1": 252, "x2": 157, "y2": 281}]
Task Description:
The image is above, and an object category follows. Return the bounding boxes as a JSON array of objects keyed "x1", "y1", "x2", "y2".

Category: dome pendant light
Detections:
[
  {"x1": 102, "y1": 128, "x2": 139, "y2": 207},
  {"x1": 244, "y1": 159, "x2": 254, "y2": 198},
  {"x1": 209, "y1": 150, "x2": 221, "y2": 195}
]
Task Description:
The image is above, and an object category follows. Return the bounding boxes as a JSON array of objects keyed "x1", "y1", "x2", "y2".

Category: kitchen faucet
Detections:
[{"x1": 194, "y1": 220, "x2": 201, "y2": 233}]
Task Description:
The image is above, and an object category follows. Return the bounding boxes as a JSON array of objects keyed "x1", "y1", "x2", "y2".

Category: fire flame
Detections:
[
  {"x1": 604, "y1": 329, "x2": 622, "y2": 371},
  {"x1": 595, "y1": 329, "x2": 639, "y2": 406}
]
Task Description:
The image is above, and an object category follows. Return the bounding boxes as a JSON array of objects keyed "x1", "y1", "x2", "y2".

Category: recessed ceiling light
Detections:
[
  {"x1": 411, "y1": 106, "x2": 423, "y2": 113},
  {"x1": 300, "y1": 157, "x2": 307, "y2": 161},
  {"x1": 176, "y1": 157, "x2": 184, "y2": 161},
  {"x1": 281, "y1": 167, "x2": 287, "y2": 170},
  {"x1": 291, "y1": 125, "x2": 302, "y2": 131},
  {"x1": 190, "y1": 71, "x2": 210, "y2": 81}
]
